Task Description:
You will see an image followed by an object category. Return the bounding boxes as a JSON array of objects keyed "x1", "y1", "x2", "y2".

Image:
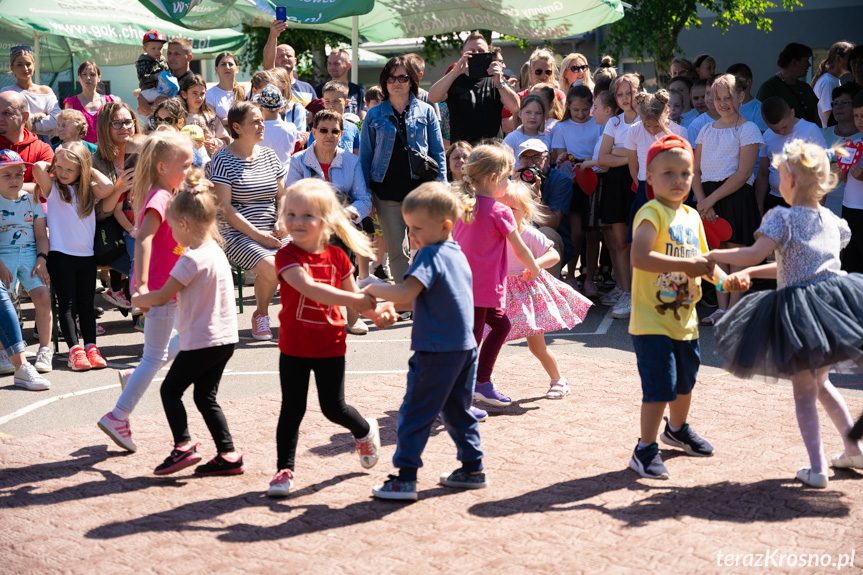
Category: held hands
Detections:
[
  {"x1": 30, "y1": 259, "x2": 49, "y2": 286},
  {"x1": 684, "y1": 255, "x2": 714, "y2": 279},
  {"x1": 722, "y1": 271, "x2": 751, "y2": 293},
  {"x1": 372, "y1": 301, "x2": 398, "y2": 329},
  {"x1": 131, "y1": 290, "x2": 149, "y2": 313},
  {"x1": 352, "y1": 291, "x2": 378, "y2": 314}
]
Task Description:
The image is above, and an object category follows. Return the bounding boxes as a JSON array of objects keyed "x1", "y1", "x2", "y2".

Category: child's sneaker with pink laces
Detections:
[
  {"x1": 68, "y1": 346, "x2": 91, "y2": 371},
  {"x1": 267, "y1": 469, "x2": 294, "y2": 497},
  {"x1": 97, "y1": 412, "x2": 137, "y2": 452},
  {"x1": 86, "y1": 346, "x2": 108, "y2": 369},
  {"x1": 356, "y1": 417, "x2": 380, "y2": 469},
  {"x1": 251, "y1": 312, "x2": 272, "y2": 341}
]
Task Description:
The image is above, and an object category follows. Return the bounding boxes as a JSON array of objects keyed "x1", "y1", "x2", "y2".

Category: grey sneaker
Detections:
[
  {"x1": 0, "y1": 350, "x2": 15, "y2": 375},
  {"x1": 660, "y1": 416, "x2": 714, "y2": 457},
  {"x1": 600, "y1": 285, "x2": 622, "y2": 306},
  {"x1": 14, "y1": 362, "x2": 50, "y2": 391},
  {"x1": 439, "y1": 468, "x2": 488, "y2": 489},
  {"x1": 629, "y1": 442, "x2": 669, "y2": 479},
  {"x1": 34, "y1": 346, "x2": 53, "y2": 373},
  {"x1": 610, "y1": 292, "x2": 632, "y2": 319}
]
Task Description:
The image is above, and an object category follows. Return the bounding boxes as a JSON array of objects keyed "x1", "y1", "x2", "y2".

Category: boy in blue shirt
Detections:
[{"x1": 364, "y1": 183, "x2": 484, "y2": 500}]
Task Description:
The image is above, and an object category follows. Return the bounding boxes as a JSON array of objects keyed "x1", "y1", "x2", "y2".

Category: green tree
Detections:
[{"x1": 602, "y1": 0, "x2": 802, "y2": 84}]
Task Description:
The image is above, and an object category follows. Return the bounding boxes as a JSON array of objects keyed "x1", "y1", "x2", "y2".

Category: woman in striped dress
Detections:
[{"x1": 210, "y1": 101, "x2": 288, "y2": 340}]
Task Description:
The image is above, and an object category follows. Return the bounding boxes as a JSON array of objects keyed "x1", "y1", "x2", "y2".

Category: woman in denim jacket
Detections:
[{"x1": 359, "y1": 55, "x2": 446, "y2": 285}]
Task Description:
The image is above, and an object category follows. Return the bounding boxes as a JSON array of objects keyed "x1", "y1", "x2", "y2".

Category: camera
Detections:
[{"x1": 516, "y1": 166, "x2": 542, "y2": 185}]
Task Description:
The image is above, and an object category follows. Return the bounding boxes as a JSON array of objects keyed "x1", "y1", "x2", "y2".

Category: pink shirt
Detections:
[
  {"x1": 454, "y1": 195, "x2": 517, "y2": 308},
  {"x1": 141, "y1": 188, "x2": 183, "y2": 292},
  {"x1": 62, "y1": 94, "x2": 115, "y2": 144}
]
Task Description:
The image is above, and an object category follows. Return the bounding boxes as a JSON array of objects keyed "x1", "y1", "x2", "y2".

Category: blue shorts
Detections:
[
  {"x1": 632, "y1": 334, "x2": 700, "y2": 402},
  {"x1": 0, "y1": 247, "x2": 45, "y2": 294}
]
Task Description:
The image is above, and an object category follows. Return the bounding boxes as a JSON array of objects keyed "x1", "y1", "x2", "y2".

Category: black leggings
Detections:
[
  {"x1": 277, "y1": 354, "x2": 370, "y2": 471},
  {"x1": 160, "y1": 344, "x2": 236, "y2": 453},
  {"x1": 46, "y1": 251, "x2": 96, "y2": 347}
]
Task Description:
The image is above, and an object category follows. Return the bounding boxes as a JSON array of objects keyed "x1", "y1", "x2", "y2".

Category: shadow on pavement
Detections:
[{"x1": 469, "y1": 470, "x2": 852, "y2": 526}]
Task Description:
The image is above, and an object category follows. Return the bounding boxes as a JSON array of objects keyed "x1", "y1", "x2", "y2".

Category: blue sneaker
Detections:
[
  {"x1": 439, "y1": 468, "x2": 488, "y2": 489},
  {"x1": 474, "y1": 381, "x2": 511, "y2": 407},
  {"x1": 469, "y1": 405, "x2": 488, "y2": 422},
  {"x1": 660, "y1": 416, "x2": 714, "y2": 457},
  {"x1": 372, "y1": 475, "x2": 418, "y2": 501},
  {"x1": 629, "y1": 442, "x2": 669, "y2": 479}
]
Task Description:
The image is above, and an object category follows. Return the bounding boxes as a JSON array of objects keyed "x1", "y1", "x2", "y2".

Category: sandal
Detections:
[
  {"x1": 699, "y1": 309, "x2": 727, "y2": 326},
  {"x1": 546, "y1": 378, "x2": 570, "y2": 400}
]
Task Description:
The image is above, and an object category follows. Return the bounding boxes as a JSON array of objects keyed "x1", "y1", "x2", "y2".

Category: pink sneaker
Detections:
[
  {"x1": 103, "y1": 288, "x2": 132, "y2": 309},
  {"x1": 251, "y1": 312, "x2": 273, "y2": 341},
  {"x1": 97, "y1": 412, "x2": 137, "y2": 452}
]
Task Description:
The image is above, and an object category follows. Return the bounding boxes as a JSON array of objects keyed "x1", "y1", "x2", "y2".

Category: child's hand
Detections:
[
  {"x1": 372, "y1": 302, "x2": 398, "y2": 329},
  {"x1": 0, "y1": 262, "x2": 12, "y2": 288},
  {"x1": 522, "y1": 268, "x2": 535, "y2": 282},
  {"x1": 723, "y1": 271, "x2": 751, "y2": 292},
  {"x1": 352, "y1": 291, "x2": 377, "y2": 314},
  {"x1": 30, "y1": 259, "x2": 49, "y2": 286},
  {"x1": 114, "y1": 168, "x2": 134, "y2": 195},
  {"x1": 131, "y1": 291, "x2": 150, "y2": 313},
  {"x1": 685, "y1": 256, "x2": 714, "y2": 278}
]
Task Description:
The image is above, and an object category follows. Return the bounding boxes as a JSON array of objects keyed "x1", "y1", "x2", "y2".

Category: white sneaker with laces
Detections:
[
  {"x1": 14, "y1": 362, "x2": 50, "y2": 391},
  {"x1": 267, "y1": 469, "x2": 294, "y2": 497},
  {"x1": 0, "y1": 350, "x2": 15, "y2": 375},
  {"x1": 357, "y1": 275, "x2": 386, "y2": 289},
  {"x1": 34, "y1": 346, "x2": 53, "y2": 373},
  {"x1": 611, "y1": 292, "x2": 632, "y2": 319},
  {"x1": 600, "y1": 285, "x2": 623, "y2": 306}
]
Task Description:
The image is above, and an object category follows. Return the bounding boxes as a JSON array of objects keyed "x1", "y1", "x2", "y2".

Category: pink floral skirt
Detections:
[{"x1": 485, "y1": 270, "x2": 592, "y2": 341}]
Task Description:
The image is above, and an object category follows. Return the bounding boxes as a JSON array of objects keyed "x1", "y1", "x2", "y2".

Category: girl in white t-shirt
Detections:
[
  {"x1": 693, "y1": 74, "x2": 764, "y2": 322},
  {"x1": 179, "y1": 74, "x2": 231, "y2": 157},
  {"x1": 502, "y1": 95, "x2": 551, "y2": 157},
  {"x1": 31, "y1": 142, "x2": 116, "y2": 371},
  {"x1": 133, "y1": 180, "x2": 244, "y2": 477},
  {"x1": 205, "y1": 52, "x2": 246, "y2": 124},
  {"x1": 811, "y1": 41, "x2": 854, "y2": 127}
]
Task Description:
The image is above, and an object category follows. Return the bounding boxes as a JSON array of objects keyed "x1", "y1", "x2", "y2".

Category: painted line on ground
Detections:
[{"x1": 0, "y1": 384, "x2": 120, "y2": 427}]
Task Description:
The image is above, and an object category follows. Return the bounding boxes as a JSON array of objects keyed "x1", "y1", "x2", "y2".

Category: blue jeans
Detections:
[
  {"x1": 393, "y1": 349, "x2": 483, "y2": 472},
  {"x1": 0, "y1": 280, "x2": 25, "y2": 356},
  {"x1": 632, "y1": 334, "x2": 700, "y2": 403}
]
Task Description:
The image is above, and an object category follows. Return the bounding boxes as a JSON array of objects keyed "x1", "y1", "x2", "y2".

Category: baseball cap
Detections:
[
  {"x1": 517, "y1": 139, "x2": 548, "y2": 156},
  {"x1": 644, "y1": 134, "x2": 694, "y2": 200},
  {"x1": 258, "y1": 84, "x2": 287, "y2": 111},
  {"x1": 0, "y1": 149, "x2": 29, "y2": 169},
  {"x1": 143, "y1": 30, "x2": 168, "y2": 46},
  {"x1": 181, "y1": 124, "x2": 205, "y2": 142}
]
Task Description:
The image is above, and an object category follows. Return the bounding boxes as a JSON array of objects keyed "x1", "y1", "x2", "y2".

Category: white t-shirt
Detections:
[
  {"x1": 170, "y1": 240, "x2": 240, "y2": 351},
  {"x1": 696, "y1": 121, "x2": 764, "y2": 185},
  {"x1": 550, "y1": 118, "x2": 603, "y2": 160},
  {"x1": 502, "y1": 127, "x2": 551, "y2": 158},
  {"x1": 739, "y1": 99, "x2": 768, "y2": 132},
  {"x1": 823, "y1": 126, "x2": 862, "y2": 201},
  {"x1": 760, "y1": 119, "x2": 825, "y2": 196},
  {"x1": 813, "y1": 73, "x2": 841, "y2": 120},
  {"x1": 625, "y1": 120, "x2": 688, "y2": 181},
  {"x1": 602, "y1": 113, "x2": 637, "y2": 148},
  {"x1": 205, "y1": 85, "x2": 235, "y2": 120},
  {"x1": 46, "y1": 183, "x2": 95, "y2": 257},
  {"x1": 262, "y1": 118, "x2": 298, "y2": 168},
  {"x1": 836, "y1": 133, "x2": 863, "y2": 209},
  {"x1": 506, "y1": 226, "x2": 552, "y2": 275}
]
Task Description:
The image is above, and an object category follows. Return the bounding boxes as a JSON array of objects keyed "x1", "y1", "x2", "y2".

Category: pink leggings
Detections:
[{"x1": 473, "y1": 306, "x2": 511, "y2": 383}]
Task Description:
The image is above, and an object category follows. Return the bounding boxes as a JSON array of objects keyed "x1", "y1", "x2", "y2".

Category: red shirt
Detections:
[
  {"x1": 0, "y1": 129, "x2": 53, "y2": 183},
  {"x1": 320, "y1": 162, "x2": 331, "y2": 181},
  {"x1": 275, "y1": 242, "x2": 354, "y2": 358}
]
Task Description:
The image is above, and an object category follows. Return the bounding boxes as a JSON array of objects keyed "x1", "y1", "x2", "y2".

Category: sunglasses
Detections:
[
  {"x1": 569, "y1": 64, "x2": 589, "y2": 73},
  {"x1": 152, "y1": 116, "x2": 176, "y2": 125},
  {"x1": 316, "y1": 128, "x2": 341, "y2": 135},
  {"x1": 110, "y1": 119, "x2": 135, "y2": 129},
  {"x1": 10, "y1": 45, "x2": 32, "y2": 53},
  {"x1": 387, "y1": 75, "x2": 411, "y2": 84},
  {"x1": 534, "y1": 69, "x2": 553, "y2": 77}
]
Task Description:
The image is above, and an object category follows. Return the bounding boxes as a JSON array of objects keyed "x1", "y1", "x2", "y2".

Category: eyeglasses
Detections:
[
  {"x1": 387, "y1": 75, "x2": 411, "y2": 84},
  {"x1": 534, "y1": 69, "x2": 553, "y2": 77},
  {"x1": 316, "y1": 128, "x2": 341, "y2": 135},
  {"x1": 832, "y1": 100, "x2": 852, "y2": 108},
  {"x1": 569, "y1": 64, "x2": 589, "y2": 73},
  {"x1": 110, "y1": 119, "x2": 135, "y2": 129},
  {"x1": 10, "y1": 46, "x2": 32, "y2": 53},
  {"x1": 152, "y1": 116, "x2": 175, "y2": 126},
  {"x1": 520, "y1": 153, "x2": 547, "y2": 164}
]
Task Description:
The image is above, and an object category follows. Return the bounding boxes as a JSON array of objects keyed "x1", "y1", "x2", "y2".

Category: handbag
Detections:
[
  {"x1": 94, "y1": 217, "x2": 126, "y2": 266},
  {"x1": 389, "y1": 114, "x2": 439, "y2": 182}
]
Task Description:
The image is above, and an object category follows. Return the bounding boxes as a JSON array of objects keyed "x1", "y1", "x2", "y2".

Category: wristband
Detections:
[
  {"x1": 715, "y1": 275, "x2": 728, "y2": 293},
  {"x1": 37, "y1": 252, "x2": 48, "y2": 261}
]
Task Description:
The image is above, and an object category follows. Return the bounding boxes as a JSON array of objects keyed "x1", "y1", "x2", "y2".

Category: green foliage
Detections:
[
  {"x1": 602, "y1": 0, "x2": 802, "y2": 81},
  {"x1": 239, "y1": 24, "x2": 351, "y2": 82}
]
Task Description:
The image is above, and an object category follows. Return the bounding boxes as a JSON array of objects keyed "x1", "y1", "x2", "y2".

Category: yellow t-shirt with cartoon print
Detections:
[{"x1": 629, "y1": 200, "x2": 709, "y2": 341}]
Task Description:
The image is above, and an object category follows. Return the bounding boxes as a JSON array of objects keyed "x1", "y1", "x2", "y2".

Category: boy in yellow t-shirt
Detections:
[{"x1": 628, "y1": 134, "x2": 745, "y2": 479}]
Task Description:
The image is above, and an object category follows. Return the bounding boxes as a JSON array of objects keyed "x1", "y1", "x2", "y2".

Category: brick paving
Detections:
[{"x1": 1, "y1": 352, "x2": 861, "y2": 574}]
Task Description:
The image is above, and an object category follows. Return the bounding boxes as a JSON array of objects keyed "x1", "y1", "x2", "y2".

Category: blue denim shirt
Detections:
[
  {"x1": 285, "y1": 145, "x2": 372, "y2": 220},
  {"x1": 359, "y1": 93, "x2": 447, "y2": 187}
]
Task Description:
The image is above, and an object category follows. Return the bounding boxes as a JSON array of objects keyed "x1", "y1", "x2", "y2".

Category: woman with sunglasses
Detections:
[
  {"x1": 359, "y1": 55, "x2": 446, "y2": 288},
  {"x1": 148, "y1": 98, "x2": 187, "y2": 133},
  {"x1": 1, "y1": 47, "x2": 61, "y2": 142},
  {"x1": 560, "y1": 53, "x2": 595, "y2": 93},
  {"x1": 502, "y1": 48, "x2": 565, "y2": 134}
]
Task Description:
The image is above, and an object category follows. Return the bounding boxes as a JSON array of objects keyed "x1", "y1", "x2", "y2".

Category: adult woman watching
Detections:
[
  {"x1": 62, "y1": 61, "x2": 117, "y2": 144},
  {"x1": 209, "y1": 101, "x2": 287, "y2": 341},
  {"x1": 206, "y1": 52, "x2": 247, "y2": 124},
  {"x1": 560, "y1": 53, "x2": 595, "y2": 92},
  {"x1": 503, "y1": 48, "x2": 565, "y2": 133},
  {"x1": 286, "y1": 108, "x2": 373, "y2": 334},
  {"x1": 1, "y1": 47, "x2": 61, "y2": 140},
  {"x1": 359, "y1": 55, "x2": 445, "y2": 284},
  {"x1": 756, "y1": 43, "x2": 822, "y2": 126}
]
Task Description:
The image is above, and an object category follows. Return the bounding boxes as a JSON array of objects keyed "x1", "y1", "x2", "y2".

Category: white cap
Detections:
[{"x1": 518, "y1": 138, "x2": 548, "y2": 156}]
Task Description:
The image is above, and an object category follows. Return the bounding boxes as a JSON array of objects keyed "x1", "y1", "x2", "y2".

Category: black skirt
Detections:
[
  {"x1": 714, "y1": 273, "x2": 863, "y2": 379},
  {"x1": 584, "y1": 172, "x2": 605, "y2": 230},
  {"x1": 599, "y1": 165, "x2": 634, "y2": 226},
  {"x1": 702, "y1": 180, "x2": 760, "y2": 246}
]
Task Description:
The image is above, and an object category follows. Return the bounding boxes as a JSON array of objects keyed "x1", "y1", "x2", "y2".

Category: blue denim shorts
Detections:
[
  {"x1": 632, "y1": 334, "x2": 700, "y2": 402},
  {"x1": 0, "y1": 247, "x2": 45, "y2": 293}
]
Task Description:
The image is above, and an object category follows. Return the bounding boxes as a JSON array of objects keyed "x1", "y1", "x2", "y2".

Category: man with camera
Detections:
[{"x1": 514, "y1": 139, "x2": 573, "y2": 279}]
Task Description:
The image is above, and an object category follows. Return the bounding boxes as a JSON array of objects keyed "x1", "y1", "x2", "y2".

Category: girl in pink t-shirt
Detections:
[
  {"x1": 98, "y1": 132, "x2": 193, "y2": 453},
  {"x1": 453, "y1": 145, "x2": 541, "y2": 411}
]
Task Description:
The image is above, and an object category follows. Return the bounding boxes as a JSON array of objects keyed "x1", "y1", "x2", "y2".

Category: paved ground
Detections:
[{"x1": 2, "y1": 289, "x2": 862, "y2": 573}]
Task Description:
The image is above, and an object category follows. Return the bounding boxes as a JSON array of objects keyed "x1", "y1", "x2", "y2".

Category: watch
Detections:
[{"x1": 37, "y1": 252, "x2": 49, "y2": 261}]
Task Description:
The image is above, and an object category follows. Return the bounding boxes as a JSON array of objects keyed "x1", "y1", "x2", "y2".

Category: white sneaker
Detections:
[
  {"x1": 357, "y1": 275, "x2": 386, "y2": 289},
  {"x1": 34, "y1": 346, "x2": 53, "y2": 373},
  {"x1": 14, "y1": 362, "x2": 50, "y2": 391},
  {"x1": 0, "y1": 350, "x2": 15, "y2": 375},
  {"x1": 611, "y1": 292, "x2": 632, "y2": 319},
  {"x1": 267, "y1": 469, "x2": 294, "y2": 497},
  {"x1": 345, "y1": 316, "x2": 369, "y2": 335},
  {"x1": 600, "y1": 285, "x2": 623, "y2": 306}
]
